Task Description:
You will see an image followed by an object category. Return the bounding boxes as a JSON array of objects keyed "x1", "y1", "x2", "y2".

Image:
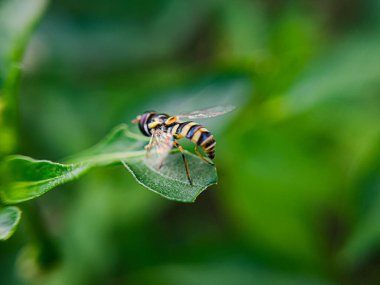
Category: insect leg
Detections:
[
  {"x1": 145, "y1": 134, "x2": 155, "y2": 152},
  {"x1": 174, "y1": 140, "x2": 193, "y2": 186},
  {"x1": 145, "y1": 130, "x2": 160, "y2": 158},
  {"x1": 194, "y1": 145, "x2": 214, "y2": 165}
]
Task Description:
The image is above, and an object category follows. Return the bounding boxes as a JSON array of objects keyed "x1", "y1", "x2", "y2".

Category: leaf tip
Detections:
[{"x1": 0, "y1": 206, "x2": 22, "y2": 241}]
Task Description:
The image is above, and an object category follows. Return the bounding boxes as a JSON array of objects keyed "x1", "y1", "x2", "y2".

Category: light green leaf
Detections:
[
  {"x1": 0, "y1": 156, "x2": 90, "y2": 204},
  {"x1": 280, "y1": 34, "x2": 380, "y2": 116},
  {"x1": 133, "y1": 263, "x2": 335, "y2": 285},
  {"x1": 0, "y1": 0, "x2": 48, "y2": 86},
  {"x1": 0, "y1": 206, "x2": 21, "y2": 240},
  {"x1": 0, "y1": 0, "x2": 49, "y2": 154},
  {"x1": 0, "y1": 125, "x2": 217, "y2": 204}
]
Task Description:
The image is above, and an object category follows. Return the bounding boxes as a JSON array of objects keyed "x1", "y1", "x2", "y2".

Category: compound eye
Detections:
[{"x1": 165, "y1": 116, "x2": 178, "y2": 125}]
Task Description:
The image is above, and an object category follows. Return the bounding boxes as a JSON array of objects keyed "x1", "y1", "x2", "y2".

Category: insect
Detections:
[{"x1": 132, "y1": 105, "x2": 235, "y2": 185}]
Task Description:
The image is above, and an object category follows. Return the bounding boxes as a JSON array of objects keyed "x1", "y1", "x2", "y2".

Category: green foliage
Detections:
[
  {"x1": 0, "y1": 206, "x2": 21, "y2": 240},
  {"x1": 0, "y1": 156, "x2": 90, "y2": 204},
  {"x1": 0, "y1": 0, "x2": 48, "y2": 241},
  {"x1": 123, "y1": 152, "x2": 217, "y2": 202},
  {"x1": 0, "y1": 125, "x2": 217, "y2": 204},
  {"x1": 2, "y1": 0, "x2": 380, "y2": 284},
  {"x1": 0, "y1": 0, "x2": 48, "y2": 154},
  {"x1": 0, "y1": 0, "x2": 48, "y2": 87}
]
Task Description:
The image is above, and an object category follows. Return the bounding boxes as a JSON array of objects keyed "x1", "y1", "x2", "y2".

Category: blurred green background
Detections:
[{"x1": 2, "y1": 0, "x2": 380, "y2": 284}]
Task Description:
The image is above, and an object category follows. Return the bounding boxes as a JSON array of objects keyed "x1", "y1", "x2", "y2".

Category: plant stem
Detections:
[{"x1": 0, "y1": 64, "x2": 21, "y2": 155}]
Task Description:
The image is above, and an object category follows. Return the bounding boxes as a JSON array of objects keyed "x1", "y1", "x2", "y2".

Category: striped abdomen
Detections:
[{"x1": 168, "y1": 121, "x2": 216, "y2": 159}]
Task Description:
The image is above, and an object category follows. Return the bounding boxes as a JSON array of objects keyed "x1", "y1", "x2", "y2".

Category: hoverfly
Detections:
[{"x1": 132, "y1": 105, "x2": 235, "y2": 185}]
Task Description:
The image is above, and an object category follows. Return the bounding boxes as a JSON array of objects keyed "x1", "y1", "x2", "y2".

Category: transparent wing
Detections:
[
  {"x1": 145, "y1": 128, "x2": 174, "y2": 169},
  {"x1": 176, "y1": 105, "x2": 236, "y2": 120}
]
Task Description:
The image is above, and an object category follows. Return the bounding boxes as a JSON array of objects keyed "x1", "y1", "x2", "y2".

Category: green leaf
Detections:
[
  {"x1": 0, "y1": 206, "x2": 21, "y2": 240},
  {"x1": 0, "y1": 0, "x2": 48, "y2": 86},
  {"x1": 0, "y1": 156, "x2": 90, "y2": 204},
  {"x1": 0, "y1": 0, "x2": 49, "y2": 154},
  {"x1": 339, "y1": 145, "x2": 380, "y2": 267},
  {"x1": 123, "y1": 151, "x2": 217, "y2": 202},
  {"x1": 0, "y1": 125, "x2": 217, "y2": 204},
  {"x1": 282, "y1": 34, "x2": 380, "y2": 115},
  {"x1": 135, "y1": 263, "x2": 335, "y2": 285}
]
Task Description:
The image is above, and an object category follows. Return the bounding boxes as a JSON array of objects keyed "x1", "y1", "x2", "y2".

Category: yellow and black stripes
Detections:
[
  {"x1": 136, "y1": 110, "x2": 216, "y2": 185},
  {"x1": 138, "y1": 111, "x2": 216, "y2": 160},
  {"x1": 168, "y1": 121, "x2": 216, "y2": 159}
]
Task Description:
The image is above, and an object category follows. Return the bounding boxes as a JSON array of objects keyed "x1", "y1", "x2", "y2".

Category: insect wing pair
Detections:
[{"x1": 144, "y1": 105, "x2": 235, "y2": 169}]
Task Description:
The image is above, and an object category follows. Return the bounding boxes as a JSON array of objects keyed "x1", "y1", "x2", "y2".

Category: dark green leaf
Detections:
[
  {"x1": 0, "y1": 125, "x2": 217, "y2": 204},
  {"x1": 0, "y1": 206, "x2": 21, "y2": 240},
  {"x1": 339, "y1": 148, "x2": 380, "y2": 267},
  {"x1": 123, "y1": 151, "x2": 217, "y2": 202}
]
